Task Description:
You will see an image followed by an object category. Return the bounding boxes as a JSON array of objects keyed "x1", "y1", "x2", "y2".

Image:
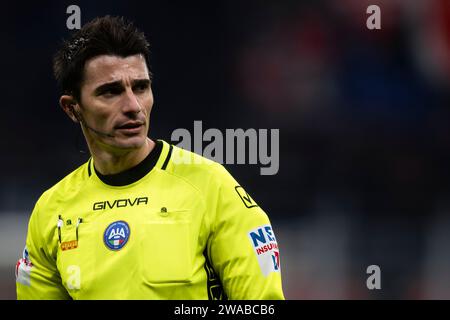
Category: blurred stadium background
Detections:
[{"x1": 2, "y1": 0, "x2": 450, "y2": 299}]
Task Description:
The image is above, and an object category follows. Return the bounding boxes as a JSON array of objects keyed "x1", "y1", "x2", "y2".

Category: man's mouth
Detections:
[{"x1": 115, "y1": 121, "x2": 144, "y2": 134}]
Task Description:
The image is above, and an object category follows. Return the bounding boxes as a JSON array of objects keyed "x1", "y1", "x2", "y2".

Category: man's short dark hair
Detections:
[{"x1": 53, "y1": 15, "x2": 151, "y2": 101}]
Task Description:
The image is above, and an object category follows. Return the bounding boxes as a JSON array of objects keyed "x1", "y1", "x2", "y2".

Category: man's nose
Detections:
[{"x1": 121, "y1": 88, "x2": 142, "y2": 114}]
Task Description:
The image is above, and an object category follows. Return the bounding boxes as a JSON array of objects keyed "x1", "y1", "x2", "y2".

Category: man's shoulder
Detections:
[
  {"x1": 163, "y1": 143, "x2": 235, "y2": 190},
  {"x1": 37, "y1": 160, "x2": 90, "y2": 208}
]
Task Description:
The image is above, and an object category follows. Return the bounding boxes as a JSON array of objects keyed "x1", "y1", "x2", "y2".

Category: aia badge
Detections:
[
  {"x1": 248, "y1": 225, "x2": 280, "y2": 276},
  {"x1": 103, "y1": 220, "x2": 130, "y2": 251}
]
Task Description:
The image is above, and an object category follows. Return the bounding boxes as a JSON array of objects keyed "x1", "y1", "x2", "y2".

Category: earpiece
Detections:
[
  {"x1": 69, "y1": 104, "x2": 115, "y2": 138},
  {"x1": 70, "y1": 104, "x2": 81, "y2": 123}
]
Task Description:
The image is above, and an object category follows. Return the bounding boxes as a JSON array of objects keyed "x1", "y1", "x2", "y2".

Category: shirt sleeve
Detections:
[
  {"x1": 16, "y1": 200, "x2": 71, "y2": 300},
  {"x1": 206, "y1": 164, "x2": 285, "y2": 300}
]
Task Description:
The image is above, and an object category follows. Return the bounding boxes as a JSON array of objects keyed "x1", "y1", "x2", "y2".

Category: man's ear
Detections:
[{"x1": 60, "y1": 95, "x2": 80, "y2": 123}]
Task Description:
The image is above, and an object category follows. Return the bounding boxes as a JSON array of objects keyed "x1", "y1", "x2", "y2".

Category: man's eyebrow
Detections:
[
  {"x1": 94, "y1": 81, "x2": 123, "y2": 95},
  {"x1": 132, "y1": 79, "x2": 151, "y2": 86},
  {"x1": 93, "y1": 79, "x2": 150, "y2": 95}
]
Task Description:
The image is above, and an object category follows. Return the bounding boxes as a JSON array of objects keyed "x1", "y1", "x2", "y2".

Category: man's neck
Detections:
[{"x1": 90, "y1": 138, "x2": 155, "y2": 175}]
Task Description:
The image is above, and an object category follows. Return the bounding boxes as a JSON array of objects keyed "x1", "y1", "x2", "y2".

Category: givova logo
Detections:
[
  {"x1": 248, "y1": 225, "x2": 280, "y2": 276},
  {"x1": 103, "y1": 221, "x2": 130, "y2": 251}
]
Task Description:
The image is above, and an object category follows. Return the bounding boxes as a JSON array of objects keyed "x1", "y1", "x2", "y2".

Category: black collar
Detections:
[{"x1": 94, "y1": 140, "x2": 163, "y2": 186}]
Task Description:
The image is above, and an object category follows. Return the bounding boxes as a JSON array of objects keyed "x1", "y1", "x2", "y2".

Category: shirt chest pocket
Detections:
[{"x1": 140, "y1": 209, "x2": 193, "y2": 284}]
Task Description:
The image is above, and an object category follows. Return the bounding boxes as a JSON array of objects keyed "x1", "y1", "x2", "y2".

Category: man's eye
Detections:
[
  {"x1": 101, "y1": 88, "x2": 121, "y2": 96},
  {"x1": 134, "y1": 84, "x2": 148, "y2": 92}
]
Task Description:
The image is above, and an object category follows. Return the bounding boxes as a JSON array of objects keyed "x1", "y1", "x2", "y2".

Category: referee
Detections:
[{"x1": 15, "y1": 16, "x2": 284, "y2": 300}]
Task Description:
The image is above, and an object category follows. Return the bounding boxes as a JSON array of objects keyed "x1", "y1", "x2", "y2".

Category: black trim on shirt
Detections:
[
  {"x1": 87, "y1": 158, "x2": 92, "y2": 177},
  {"x1": 203, "y1": 249, "x2": 228, "y2": 300},
  {"x1": 161, "y1": 144, "x2": 173, "y2": 170},
  {"x1": 94, "y1": 140, "x2": 163, "y2": 186}
]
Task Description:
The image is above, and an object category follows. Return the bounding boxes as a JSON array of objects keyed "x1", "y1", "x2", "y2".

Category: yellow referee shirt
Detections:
[{"x1": 16, "y1": 140, "x2": 284, "y2": 299}]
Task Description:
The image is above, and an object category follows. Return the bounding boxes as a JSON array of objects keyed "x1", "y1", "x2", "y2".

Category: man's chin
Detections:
[{"x1": 110, "y1": 135, "x2": 148, "y2": 150}]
